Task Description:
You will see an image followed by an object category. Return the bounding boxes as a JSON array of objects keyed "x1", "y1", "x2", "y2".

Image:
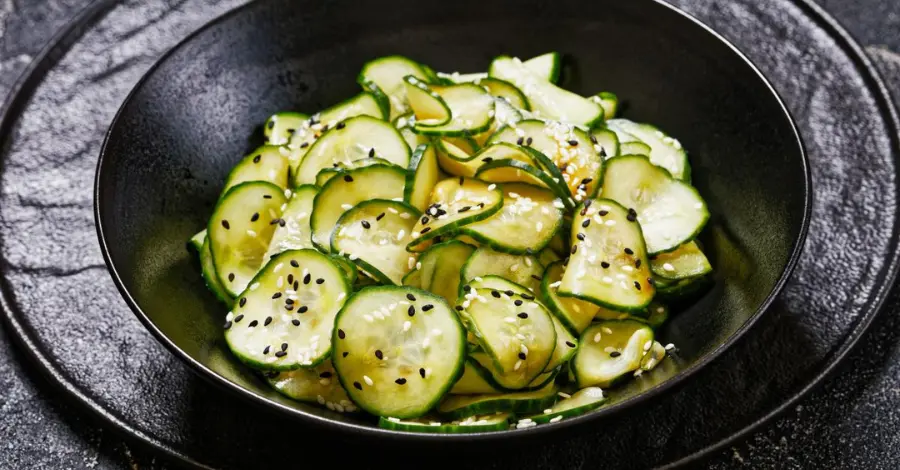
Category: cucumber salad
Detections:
[{"x1": 188, "y1": 52, "x2": 713, "y2": 432}]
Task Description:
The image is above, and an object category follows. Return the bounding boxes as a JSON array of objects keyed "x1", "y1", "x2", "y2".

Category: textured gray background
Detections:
[{"x1": 0, "y1": 0, "x2": 899, "y2": 469}]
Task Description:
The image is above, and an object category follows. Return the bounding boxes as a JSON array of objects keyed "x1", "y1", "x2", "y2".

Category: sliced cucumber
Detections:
[
  {"x1": 264, "y1": 185, "x2": 317, "y2": 259},
  {"x1": 402, "y1": 268, "x2": 422, "y2": 288},
  {"x1": 620, "y1": 141, "x2": 651, "y2": 157},
  {"x1": 199, "y1": 236, "x2": 233, "y2": 306},
  {"x1": 644, "y1": 302, "x2": 670, "y2": 328},
  {"x1": 640, "y1": 340, "x2": 667, "y2": 371},
  {"x1": 590, "y1": 128, "x2": 619, "y2": 159},
  {"x1": 314, "y1": 157, "x2": 394, "y2": 187},
  {"x1": 559, "y1": 199, "x2": 655, "y2": 312},
  {"x1": 489, "y1": 56, "x2": 603, "y2": 127},
  {"x1": 590, "y1": 92, "x2": 619, "y2": 119},
  {"x1": 650, "y1": 241, "x2": 712, "y2": 280},
  {"x1": 460, "y1": 247, "x2": 543, "y2": 293},
  {"x1": 523, "y1": 52, "x2": 562, "y2": 83},
  {"x1": 224, "y1": 249, "x2": 350, "y2": 370},
  {"x1": 293, "y1": 115, "x2": 410, "y2": 186},
  {"x1": 286, "y1": 92, "x2": 385, "y2": 163},
  {"x1": 460, "y1": 183, "x2": 564, "y2": 254},
  {"x1": 404, "y1": 75, "x2": 452, "y2": 126},
  {"x1": 378, "y1": 413, "x2": 510, "y2": 433},
  {"x1": 310, "y1": 164, "x2": 406, "y2": 251},
  {"x1": 404, "y1": 143, "x2": 441, "y2": 212},
  {"x1": 358, "y1": 55, "x2": 435, "y2": 119},
  {"x1": 573, "y1": 320, "x2": 655, "y2": 388},
  {"x1": 450, "y1": 358, "x2": 503, "y2": 394},
  {"x1": 188, "y1": 229, "x2": 206, "y2": 253},
  {"x1": 412, "y1": 83, "x2": 495, "y2": 136},
  {"x1": 457, "y1": 276, "x2": 556, "y2": 386},
  {"x1": 394, "y1": 113, "x2": 430, "y2": 151},
  {"x1": 655, "y1": 274, "x2": 713, "y2": 301},
  {"x1": 545, "y1": 314, "x2": 578, "y2": 372},
  {"x1": 469, "y1": 350, "x2": 559, "y2": 391},
  {"x1": 433, "y1": 138, "x2": 492, "y2": 177},
  {"x1": 208, "y1": 182, "x2": 287, "y2": 296},
  {"x1": 605, "y1": 119, "x2": 689, "y2": 180},
  {"x1": 523, "y1": 386, "x2": 606, "y2": 424},
  {"x1": 331, "y1": 200, "x2": 419, "y2": 285},
  {"x1": 540, "y1": 261, "x2": 597, "y2": 335},
  {"x1": 222, "y1": 146, "x2": 290, "y2": 195},
  {"x1": 332, "y1": 286, "x2": 466, "y2": 418},
  {"x1": 473, "y1": 97, "x2": 524, "y2": 147},
  {"x1": 600, "y1": 156, "x2": 709, "y2": 254},
  {"x1": 267, "y1": 359, "x2": 355, "y2": 411},
  {"x1": 329, "y1": 254, "x2": 359, "y2": 284},
  {"x1": 475, "y1": 159, "x2": 568, "y2": 203},
  {"x1": 406, "y1": 177, "x2": 503, "y2": 249},
  {"x1": 437, "y1": 383, "x2": 558, "y2": 420},
  {"x1": 477, "y1": 77, "x2": 530, "y2": 110},
  {"x1": 264, "y1": 112, "x2": 309, "y2": 146},
  {"x1": 411, "y1": 240, "x2": 475, "y2": 305}
]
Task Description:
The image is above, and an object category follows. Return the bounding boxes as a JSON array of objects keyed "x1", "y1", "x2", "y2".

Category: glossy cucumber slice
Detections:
[
  {"x1": 199, "y1": 236, "x2": 233, "y2": 307},
  {"x1": 605, "y1": 118, "x2": 689, "y2": 180},
  {"x1": 406, "y1": 177, "x2": 503, "y2": 249},
  {"x1": 263, "y1": 185, "x2": 317, "y2": 259},
  {"x1": 558, "y1": 199, "x2": 655, "y2": 312},
  {"x1": 640, "y1": 340, "x2": 667, "y2": 371},
  {"x1": 332, "y1": 286, "x2": 466, "y2": 418},
  {"x1": 264, "y1": 112, "x2": 309, "y2": 146},
  {"x1": 469, "y1": 350, "x2": 559, "y2": 391},
  {"x1": 620, "y1": 141, "x2": 651, "y2": 156},
  {"x1": 266, "y1": 359, "x2": 356, "y2": 412},
  {"x1": 523, "y1": 386, "x2": 607, "y2": 424},
  {"x1": 313, "y1": 157, "x2": 395, "y2": 187},
  {"x1": 476, "y1": 77, "x2": 530, "y2": 110},
  {"x1": 473, "y1": 97, "x2": 524, "y2": 147},
  {"x1": 208, "y1": 182, "x2": 287, "y2": 296},
  {"x1": 460, "y1": 247, "x2": 543, "y2": 293},
  {"x1": 523, "y1": 52, "x2": 562, "y2": 83},
  {"x1": 408, "y1": 240, "x2": 475, "y2": 305},
  {"x1": 378, "y1": 413, "x2": 510, "y2": 433},
  {"x1": 404, "y1": 143, "x2": 441, "y2": 212},
  {"x1": 437, "y1": 382, "x2": 558, "y2": 420},
  {"x1": 293, "y1": 115, "x2": 410, "y2": 186},
  {"x1": 224, "y1": 249, "x2": 350, "y2": 370},
  {"x1": 394, "y1": 113, "x2": 431, "y2": 151},
  {"x1": 285, "y1": 92, "x2": 385, "y2": 163},
  {"x1": 540, "y1": 261, "x2": 597, "y2": 335},
  {"x1": 358, "y1": 55, "x2": 436, "y2": 119},
  {"x1": 222, "y1": 145, "x2": 290, "y2": 195},
  {"x1": 331, "y1": 200, "x2": 419, "y2": 285},
  {"x1": 650, "y1": 241, "x2": 712, "y2": 280},
  {"x1": 590, "y1": 92, "x2": 619, "y2": 119},
  {"x1": 404, "y1": 75, "x2": 452, "y2": 126},
  {"x1": 600, "y1": 156, "x2": 709, "y2": 254},
  {"x1": 545, "y1": 312, "x2": 578, "y2": 372},
  {"x1": 412, "y1": 83, "x2": 495, "y2": 136},
  {"x1": 188, "y1": 229, "x2": 206, "y2": 253},
  {"x1": 590, "y1": 128, "x2": 619, "y2": 159},
  {"x1": 573, "y1": 320, "x2": 655, "y2": 388},
  {"x1": 450, "y1": 358, "x2": 503, "y2": 394}
]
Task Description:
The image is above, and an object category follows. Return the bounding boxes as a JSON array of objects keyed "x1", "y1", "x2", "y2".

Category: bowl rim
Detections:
[{"x1": 93, "y1": 0, "x2": 812, "y2": 443}]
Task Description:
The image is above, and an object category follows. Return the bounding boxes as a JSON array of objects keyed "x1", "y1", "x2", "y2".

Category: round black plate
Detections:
[{"x1": 1, "y1": 0, "x2": 898, "y2": 468}]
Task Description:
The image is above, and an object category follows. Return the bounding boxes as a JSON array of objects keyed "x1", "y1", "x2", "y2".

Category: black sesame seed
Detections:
[
  {"x1": 251, "y1": 212, "x2": 259, "y2": 222},
  {"x1": 482, "y1": 157, "x2": 493, "y2": 163},
  {"x1": 571, "y1": 245, "x2": 578, "y2": 254},
  {"x1": 408, "y1": 305, "x2": 415, "y2": 316},
  {"x1": 647, "y1": 278, "x2": 656, "y2": 286},
  {"x1": 290, "y1": 260, "x2": 299, "y2": 268},
  {"x1": 395, "y1": 378, "x2": 407, "y2": 385},
  {"x1": 580, "y1": 206, "x2": 588, "y2": 216},
  {"x1": 635, "y1": 259, "x2": 642, "y2": 268},
  {"x1": 279, "y1": 219, "x2": 286, "y2": 227},
  {"x1": 337, "y1": 121, "x2": 346, "y2": 130},
  {"x1": 223, "y1": 321, "x2": 232, "y2": 329},
  {"x1": 319, "y1": 371, "x2": 332, "y2": 378},
  {"x1": 228, "y1": 273, "x2": 235, "y2": 282},
  {"x1": 263, "y1": 345, "x2": 270, "y2": 354},
  {"x1": 293, "y1": 281, "x2": 299, "y2": 290},
  {"x1": 221, "y1": 220, "x2": 230, "y2": 230},
  {"x1": 292, "y1": 319, "x2": 300, "y2": 326},
  {"x1": 321, "y1": 124, "x2": 329, "y2": 132},
  {"x1": 518, "y1": 312, "x2": 528, "y2": 319},
  {"x1": 264, "y1": 194, "x2": 273, "y2": 199},
  {"x1": 368, "y1": 148, "x2": 376, "y2": 157},
  {"x1": 285, "y1": 304, "x2": 294, "y2": 311},
  {"x1": 342, "y1": 351, "x2": 349, "y2": 358},
  {"x1": 249, "y1": 320, "x2": 258, "y2": 327},
  {"x1": 610, "y1": 351, "x2": 621, "y2": 358},
  {"x1": 353, "y1": 381, "x2": 363, "y2": 390},
  {"x1": 566, "y1": 341, "x2": 576, "y2": 348},
  {"x1": 239, "y1": 297, "x2": 247, "y2": 307},
  {"x1": 277, "y1": 342, "x2": 286, "y2": 352},
  {"x1": 338, "y1": 329, "x2": 345, "y2": 339},
  {"x1": 234, "y1": 314, "x2": 244, "y2": 323},
  {"x1": 376, "y1": 212, "x2": 385, "y2": 221},
  {"x1": 601, "y1": 261, "x2": 610, "y2": 268},
  {"x1": 521, "y1": 293, "x2": 535, "y2": 300},
  {"x1": 287, "y1": 128, "x2": 295, "y2": 135},
  {"x1": 300, "y1": 142, "x2": 309, "y2": 148},
  {"x1": 599, "y1": 148, "x2": 607, "y2": 158},
  {"x1": 599, "y1": 210, "x2": 608, "y2": 216},
  {"x1": 406, "y1": 293, "x2": 416, "y2": 301},
  {"x1": 422, "y1": 304, "x2": 434, "y2": 311},
  {"x1": 421, "y1": 227, "x2": 432, "y2": 234},
  {"x1": 419, "y1": 368, "x2": 426, "y2": 378},
  {"x1": 577, "y1": 233, "x2": 586, "y2": 241},
  {"x1": 568, "y1": 139, "x2": 578, "y2": 146},
  {"x1": 463, "y1": 285, "x2": 472, "y2": 292},
  {"x1": 253, "y1": 154, "x2": 261, "y2": 163},
  {"x1": 270, "y1": 218, "x2": 281, "y2": 225},
  {"x1": 529, "y1": 276, "x2": 540, "y2": 282},
  {"x1": 421, "y1": 216, "x2": 430, "y2": 224},
  {"x1": 634, "y1": 281, "x2": 642, "y2": 291},
  {"x1": 299, "y1": 306, "x2": 308, "y2": 313},
  {"x1": 504, "y1": 290, "x2": 514, "y2": 297},
  {"x1": 275, "y1": 351, "x2": 287, "y2": 358},
  {"x1": 627, "y1": 213, "x2": 637, "y2": 222},
  {"x1": 316, "y1": 278, "x2": 324, "y2": 285},
  {"x1": 272, "y1": 292, "x2": 282, "y2": 299},
  {"x1": 361, "y1": 220, "x2": 371, "y2": 229},
  {"x1": 343, "y1": 174, "x2": 354, "y2": 183},
  {"x1": 267, "y1": 121, "x2": 275, "y2": 129},
  {"x1": 455, "y1": 305, "x2": 464, "y2": 311},
  {"x1": 624, "y1": 248, "x2": 634, "y2": 255},
  {"x1": 304, "y1": 273, "x2": 311, "y2": 284},
  {"x1": 526, "y1": 137, "x2": 533, "y2": 145},
  {"x1": 287, "y1": 274, "x2": 294, "y2": 285},
  {"x1": 584, "y1": 200, "x2": 593, "y2": 208},
  {"x1": 458, "y1": 206, "x2": 471, "y2": 213},
  {"x1": 518, "y1": 352, "x2": 527, "y2": 360},
  {"x1": 491, "y1": 290, "x2": 501, "y2": 298},
  {"x1": 264, "y1": 317, "x2": 272, "y2": 326},
  {"x1": 582, "y1": 178, "x2": 593, "y2": 185},
  {"x1": 516, "y1": 137, "x2": 524, "y2": 145},
  {"x1": 515, "y1": 299, "x2": 524, "y2": 306},
  {"x1": 375, "y1": 350, "x2": 383, "y2": 360},
  {"x1": 582, "y1": 219, "x2": 591, "y2": 228},
  {"x1": 459, "y1": 176, "x2": 465, "y2": 186},
  {"x1": 590, "y1": 135, "x2": 598, "y2": 144}
]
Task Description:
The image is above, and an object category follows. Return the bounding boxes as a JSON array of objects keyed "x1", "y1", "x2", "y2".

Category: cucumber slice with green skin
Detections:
[
  {"x1": 640, "y1": 341, "x2": 667, "y2": 371},
  {"x1": 559, "y1": 199, "x2": 656, "y2": 312},
  {"x1": 545, "y1": 314, "x2": 578, "y2": 372},
  {"x1": 460, "y1": 247, "x2": 543, "y2": 294},
  {"x1": 489, "y1": 120, "x2": 601, "y2": 202},
  {"x1": 573, "y1": 320, "x2": 655, "y2": 388},
  {"x1": 394, "y1": 113, "x2": 431, "y2": 151},
  {"x1": 267, "y1": 359, "x2": 356, "y2": 412},
  {"x1": 523, "y1": 386, "x2": 606, "y2": 424},
  {"x1": 401, "y1": 268, "x2": 422, "y2": 288},
  {"x1": 643, "y1": 302, "x2": 669, "y2": 328},
  {"x1": 404, "y1": 143, "x2": 441, "y2": 212},
  {"x1": 332, "y1": 286, "x2": 466, "y2": 419},
  {"x1": 208, "y1": 182, "x2": 288, "y2": 296},
  {"x1": 411, "y1": 240, "x2": 475, "y2": 305},
  {"x1": 263, "y1": 185, "x2": 317, "y2": 260},
  {"x1": 286, "y1": 92, "x2": 385, "y2": 163},
  {"x1": 293, "y1": 115, "x2": 410, "y2": 186},
  {"x1": 473, "y1": 97, "x2": 525, "y2": 148},
  {"x1": 358, "y1": 55, "x2": 435, "y2": 120},
  {"x1": 541, "y1": 261, "x2": 597, "y2": 335},
  {"x1": 450, "y1": 357, "x2": 503, "y2": 394},
  {"x1": 329, "y1": 254, "x2": 359, "y2": 284},
  {"x1": 457, "y1": 276, "x2": 556, "y2": 384},
  {"x1": 404, "y1": 76, "x2": 452, "y2": 127},
  {"x1": 188, "y1": 229, "x2": 206, "y2": 253},
  {"x1": 412, "y1": 83, "x2": 495, "y2": 137},
  {"x1": 433, "y1": 137, "x2": 481, "y2": 177},
  {"x1": 469, "y1": 351, "x2": 559, "y2": 391},
  {"x1": 523, "y1": 52, "x2": 562, "y2": 84},
  {"x1": 310, "y1": 164, "x2": 407, "y2": 252},
  {"x1": 655, "y1": 274, "x2": 713, "y2": 301},
  {"x1": 590, "y1": 92, "x2": 619, "y2": 120},
  {"x1": 620, "y1": 141, "x2": 651, "y2": 157},
  {"x1": 224, "y1": 249, "x2": 350, "y2": 370},
  {"x1": 600, "y1": 156, "x2": 709, "y2": 254},
  {"x1": 605, "y1": 119, "x2": 689, "y2": 180},
  {"x1": 489, "y1": 56, "x2": 603, "y2": 127},
  {"x1": 406, "y1": 177, "x2": 504, "y2": 250},
  {"x1": 590, "y1": 128, "x2": 619, "y2": 159},
  {"x1": 379, "y1": 413, "x2": 511, "y2": 433},
  {"x1": 199, "y1": 236, "x2": 234, "y2": 307},
  {"x1": 314, "y1": 157, "x2": 395, "y2": 187},
  {"x1": 437, "y1": 383, "x2": 558, "y2": 420},
  {"x1": 460, "y1": 183, "x2": 564, "y2": 255},
  {"x1": 435, "y1": 135, "x2": 480, "y2": 161},
  {"x1": 475, "y1": 159, "x2": 571, "y2": 205},
  {"x1": 331, "y1": 200, "x2": 420, "y2": 285},
  {"x1": 650, "y1": 241, "x2": 712, "y2": 280},
  {"x1": 476, "y1": 78, "x2": 530, "y2": 110},
  {"x1": 222, "y1": 146, "x2": 290, "y2": 195},
  {"x1": 264, "y1": 112, "x2": 309, "y2": 146}
]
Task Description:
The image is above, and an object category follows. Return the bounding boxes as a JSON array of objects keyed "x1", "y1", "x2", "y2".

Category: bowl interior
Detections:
[{"x1": 96, "y1": 0, "x2": 807, "y2": 435}]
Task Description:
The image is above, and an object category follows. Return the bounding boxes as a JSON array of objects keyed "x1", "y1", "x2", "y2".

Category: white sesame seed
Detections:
[
  {"x1": 657, "y1": 307, "x2": 665, "y2": 314},
  {"x1": 317, "y1": 395, "x2": 325, "y2": 405},
  {"x1": 432, "y1": 328, "x2": 443, "y2": 336},
  {"x1": 549, "y1": 416, "x2": 563, "y2": 423},
  {"x1": 535, "y1": 222, "x2": 543, "y2": 232},
  {"x1": 249, "y1": 282, "x2": 260, "y2": 291},
  {"x1": 663, "y1": 263, "x2": 675, "y2": 272},
  {"x1": 337, "y1": 292, "x2": 346, "y2": 301},
  {"x1": 387, "y1": 417, "x2": 401, "y2": 423},
  {"x1": 422, "y1": 337, "x2": 430, "y2": 348},
  {"x1": 504, "y1": 317, "x2": 517, "y2": 324},
  {"x1": 665, "y1": 343, "x2": 676, "y2": 351},
  {"x1": 510, "y1": 264, "x2": 520, "y2": 272},
  {"x1": 326, "y1": 402, "x2": 335, "y2": 411},
  {"x1": 411, "y1": 231, "x2": 420, "y2": 239},
  {"x1": 605, "y1": 220, "x2": 617, "y2": 226},
  {"x1": 396, "y1": 229, "x2": 406, "y2": 240},
  {"x1": 363, "y1": 375, "x2": 374, "y2": 386},
  {"x1": 400, "y1": 212, "x2": 411, "y2": 219},
  {"x1": 602, "y1": 327, "x2": 613, "y2": 334},
  {"x1": 514, "y1": 360, "x2": 523, "y2": 371},
  {"x1": 403, "y1": 321, "x2": 412, "y2": 332},
  {"x1": 276, "y1": 276, "x2": 284, "y2": 288},
  {"x1": 341, "y1": 204, "x2": 353, "y2": 210},
  {"x1": 593, "y1": 332, "x2": 602, "y2": 343},
  {"x1": 388, "y1": 207, "x2": 399, "y2": 214},
  {"x1": 334, "y1": 403, "x2": 345, "y2": 413},
  {"x1": 487, "y1": 184, "x2": 497, "y2": 190},
  {"x1": 543, "y1": 409, "x2": 553, "y2": 414},
  {"x1": 549, "y1": 280, "x2": 562, "y2": 288},
  {"x1": 319, "y1": 378, "x2": 331, "y2": 386},
  {"x1": 634, "y1": 369, "x2": 644, "y2": 377},
  {"x1": 643, "y1": 340, "x2": 653, "y2": 351},
  {"x1": 225, "y1": 312, "x2": 234, "y2": 321},
  {"x1": 622, "y1": 265, "x2": 634, "y2": 272},
  {"x1": 274, "y1": 263, "x2": 284, "y2": 273},
  {"x1": 557, "y1": 392, "x2": 571, "y2": 399}
]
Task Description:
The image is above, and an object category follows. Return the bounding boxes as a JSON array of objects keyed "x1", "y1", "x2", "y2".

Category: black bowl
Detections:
[{"x1": 95, "y1": 0, "x2": 809, "y2": 440}]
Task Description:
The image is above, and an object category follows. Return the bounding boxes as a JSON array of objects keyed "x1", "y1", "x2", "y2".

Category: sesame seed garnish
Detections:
[
  {"x1": 526, "y1": 137, "x2": 533, "y2": 145},
  {"x1": 571, "y1": 245, "x2": 578, "y2": 254},
  {"x1": 517, "y1": 137, "x2": 524, "y2": 145},
  {"x1": 518, "y1": 312, "x2": 528, "y2": 319},
  {"x1": 610, "y1": 351, "x2": 621, "y2": 358},
  {"x1": 223, "y1": 320, "x2": 232, "y2": 329},
  {"x1": 635, "y1": 259, "x2": 642, "y2": 268},
  {"x1": 375, "y1": 350, "x2": 383, "y2": 360},
  {"x1": 601, "y1": 261, "x2": 610, "y2": 268},
  {"x1": 422, "y1": 304, "x2": 434, "y2": 311},
  {"x1": 343, "y1": 174, "x2": 354, "y2": 183},
  {"x1": 316, "y1": 278, "x2": 325, "y2": 284},
  {"x1": 406, "y1": 293, "x2": 416, "y2": 301},
  {"x1": 568, "y1": 139, "x2": 578, "y2": 146},
  {"x1": 491, "y1": 290, "x2": 501, "y2": 298},
  {"x1": 221, "y1": 220, "x2": 230, "y2": 229},
  {"x1": 239, "y1": 298, "x2": 247, "y2": 307},
  {"x1": 599, "y1": 210, "x2": 608, "y2": 216},
  {"x1": 521, "y1": 293, "x2": 535, "y2": 300},
  {"x1": 233, "y1": 314, "x2": 244, "y2": 323},
  {"x1": 292, "y1": 319, "x2": 301, "y2": 326},
  {"x1": 342, "y1": 352, "x2": 349, "y2": 358},
  {"x1": 458, "y1": 206, "x2": 471, "y2": 213},
  {"x1": 408, "y1": 305, "x2": 416, "y2": 316},
  {"x1": 299, "y1": 305, "x2": 308, "y2": 313},
  {"x1": 248, "y1": 320, "x2": 258, "y2": 327},
  {"x1": 338, "y1": 329, "x2": 346, "y2": 339},
  {"x1": 627, "y1": 212, "x2": 637, "y2": 222},
  {"x1": 272, "y1": 292, "x2": 282, "y2": 299},
  {"x1": 624, "y1": 248, "x2": 634, "y2": 255},
  {"x1": 505, "y1": 290, "x2": 514, "y2": 297},
  {"x1": 515, "y1": 299, "x2": 525, "y2": 306},
  {"x1": 576, "y1": 233, "x2": 585, "y2": 241},
  {"x1": 263, "y1": 194, "x2": 273, "y2": 199},
  {"x1": 264, "y1": 316, "x2": 272, "y2": 326},
  {"x1": 263, "y1": 345, "x2": 270, "y2": 354},
  {"x1": 275, "y1": 351, "x2": 287, "y2": 358},
  {"x1": 455, "y1": 306, "x2": 464, "y2": 311},
  {"x1": 593, "y1": 332, "x2": 602, "y2": 343},
  {"x1": 482, "y1": 157, "x2": 493, "y2": 163},
  {"x1": 395, "y1": 378, "x2": 407, "y2": 385},
  {"x1": 353, "y1": 381, "x2": 362, "y2": 390},
  {"x1": 336, "y1": 121, "x2": 346, "y2": 129},
  {"x1": 518, "y1": 352, "x2": 527, "y2": 360},
  {"x1": 280, "y1": 342, "x2": 288, "y2": 352},
  {"x1": 419, "y1": 368, "x2": 426, "y2": 378},
  {"x1": 590, "y1": 135, "x2": 598, "y2": 144},
  {"x1": 565, "y1": 341, "x2": 576, "y2": 347},
  {"x1": 582, "y1": 219, "x2": 590, "y2": 228},
  {"x1": 228, "y1": 273, "x2": 235, "y2": 282},
  {"x1": 421, "y1": 227, "x2": 432, "y2": 234},
  {"x1": 634, "y1": 281, "x2": 642, "y2": 290}
]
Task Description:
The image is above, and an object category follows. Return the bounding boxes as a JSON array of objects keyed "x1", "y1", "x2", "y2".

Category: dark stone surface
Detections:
[{"x1": 0, "y1": 0, "x2": 899, "y2": 468}]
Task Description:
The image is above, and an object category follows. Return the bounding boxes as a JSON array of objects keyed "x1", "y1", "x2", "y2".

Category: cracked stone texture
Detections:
[{"x1": 0, "y1": 0, "x2": 899, "y2": 469}]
